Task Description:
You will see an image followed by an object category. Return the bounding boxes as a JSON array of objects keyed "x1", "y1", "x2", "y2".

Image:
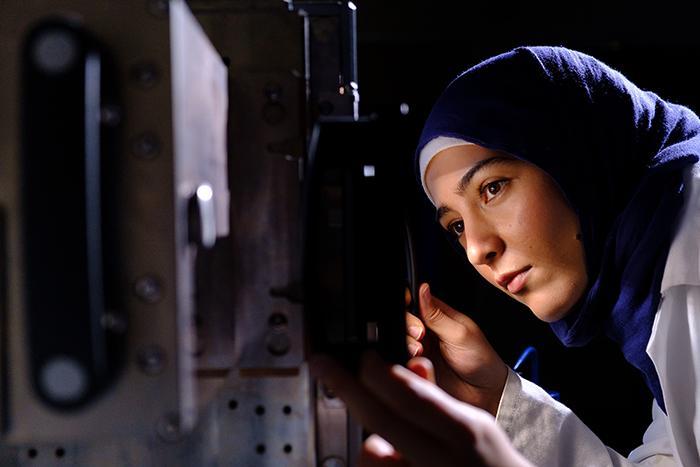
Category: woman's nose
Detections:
[{"x1": 463, "y1": 224, "x2": 503, "y2": 266}]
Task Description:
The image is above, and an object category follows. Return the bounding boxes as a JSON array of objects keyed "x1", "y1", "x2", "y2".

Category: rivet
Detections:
[
  {"x1": 322, "y1": 457, "x2": 346, "y2": 467},
  {"x1": 134, "y1": 275, "x2": 162, "y2": 303},
  {"x1": 156, "y1": 412, "x2": 182, "y2": 443},
  {"x1": 137, "y1": 345, "x2": 166, "y2": 375}
]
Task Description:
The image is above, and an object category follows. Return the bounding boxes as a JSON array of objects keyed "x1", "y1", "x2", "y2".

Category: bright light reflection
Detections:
[{"x1": 197, "y1": 184, "x2": 213, "y2": 202}]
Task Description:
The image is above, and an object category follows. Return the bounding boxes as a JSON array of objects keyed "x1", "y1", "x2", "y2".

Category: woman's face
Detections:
[{"x1": 425, "y1": 144, "x2": 588, "y2": 322}]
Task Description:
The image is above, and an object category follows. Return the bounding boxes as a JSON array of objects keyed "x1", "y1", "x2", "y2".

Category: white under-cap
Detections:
[{"x1": 418, "y1": 136, "x2": 474, "y2": 205}]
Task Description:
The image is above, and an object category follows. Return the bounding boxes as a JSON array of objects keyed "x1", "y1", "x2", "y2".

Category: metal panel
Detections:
[
  {"x1": 0, "y1": 0, "x2": 225, "y2": 443},
  {"x1": 216, "y1": 366, "x2": 315, "y2": 466},
  {"x1": 191, "y1": 1, "x2": 306, "y2": 371},
  {"x1": 1, "y1": 1, "x2": 325, "y2": 465}
]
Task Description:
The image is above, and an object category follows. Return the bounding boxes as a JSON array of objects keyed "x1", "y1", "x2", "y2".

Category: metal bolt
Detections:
[
  {"x1": 131, "y1": 133, "x2": 161, "y2": 160},
  {"x1": 134, "y1": 275, "x2": 162, "y2": 303},
  {"x1": 137, "y1": 345, "x2": 166, "y2": 375},
  {"x1": 156, "y1": 412, "x2": 181, "y2": 443},
  {"x1": 266, "y1": 330, "x2": 291, "y2": 356},
  {"x1": 322, "y1": 457, "x2": 346, "y2": 467}
]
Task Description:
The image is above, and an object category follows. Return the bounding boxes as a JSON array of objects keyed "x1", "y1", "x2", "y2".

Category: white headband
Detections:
[{"x1": 418, "y1": 136, "x2": 474, "y2": 205}]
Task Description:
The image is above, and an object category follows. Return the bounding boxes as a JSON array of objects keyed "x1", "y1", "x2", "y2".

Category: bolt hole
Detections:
[
  {"x1": 255, "y1": 405, "x2": 265, "y2": 415},
  {"x1": 283, "y1": 444, "x2": 293, "y2": 454},
  {"x1": 228, "y1": 399, "x2": 238, "y2": 410},
  {"x1": 28, "y1": 448, "x2": 38, "y2": 459},
  {"x1": 55, "y1": 447, "x2": 65, "y2": 458},
  {"x1": 283, "y1": 405, "x2": 292, "y2": 415},
  {"x1": 256, "y1": 444, "x2": 266, "y2": 454}
]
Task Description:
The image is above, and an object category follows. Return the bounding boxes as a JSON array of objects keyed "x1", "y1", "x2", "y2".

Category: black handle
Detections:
[{"x1": 21, "y1": 19, "x2": 125, "y2": 410}]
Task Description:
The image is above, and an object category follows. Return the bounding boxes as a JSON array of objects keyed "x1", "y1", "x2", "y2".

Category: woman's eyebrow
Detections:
[
  {"x1": 436, "y1": 205, "x2": 451, "y2": 222},
  {"x1": 455, "y1": 156, "x2": 514, "y2": 194}
]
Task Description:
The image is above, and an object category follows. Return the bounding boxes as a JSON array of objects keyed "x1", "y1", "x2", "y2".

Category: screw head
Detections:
[
  {"x1": 134, "y1": 275, "x2": 162, "y2": 303},
  {"x1": 131, "y1": 133, "x2": 161, "y2": 160},
  {"x1": 266, "y1": 330, "x2": 291, "y2": 356},
  {"x1": 137, "y1": 345, "x2": 166, "y2": 375},
  {"x1": 156, "y1": 412, "x2": 182, "y2": 443},
  {"x1": 322, "y1": 457, "x2": 346, "y2": 467}
]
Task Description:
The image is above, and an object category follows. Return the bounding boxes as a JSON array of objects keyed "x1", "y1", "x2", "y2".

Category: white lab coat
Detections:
[{"x1": 495, "y1": 162, "x2": 700, "y2": 466}]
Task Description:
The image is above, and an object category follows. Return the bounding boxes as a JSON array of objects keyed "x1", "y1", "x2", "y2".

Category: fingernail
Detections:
[
  {"x1": 408, "y1": 342, "x2": 421, "y2": 357},
  {"x1": 408, "y1": 325, "x2": 423, "y2": 340},
  {"x1": 421, "y1": 283, "x2": 431, "y2": 299}
]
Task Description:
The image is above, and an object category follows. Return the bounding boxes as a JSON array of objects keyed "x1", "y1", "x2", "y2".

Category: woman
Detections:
[{"x1": 311, "y1": 46, "x2": 700, "y2": 466}]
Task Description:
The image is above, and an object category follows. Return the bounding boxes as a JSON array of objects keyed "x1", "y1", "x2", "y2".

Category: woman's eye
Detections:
[
  {"x1": 447, "y1": 220, "x2": 464, "y2": 238},
  {"x1": 481, "y1": 180, "x2": 508, "y2": 202}
]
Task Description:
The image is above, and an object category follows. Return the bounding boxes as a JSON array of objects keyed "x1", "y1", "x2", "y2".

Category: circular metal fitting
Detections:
[
  {"x1": 156, "y1": 412, "x2": 182, "y2": 443},
  {"x1": 131, "y1": 133, "x2": 161, "y2": 160},
  {"x1": 134, "y1": 275, "x2": 163, "y2": 303},
  {"x1": 266, "y1": 330, "x2": 291, "y2": 356},
  {"x1": 322, "y1": 457, "x2": 346, "y2": 467},
  {"x1": 137, "y1": 345, "x2": 166, "y2": 375}
]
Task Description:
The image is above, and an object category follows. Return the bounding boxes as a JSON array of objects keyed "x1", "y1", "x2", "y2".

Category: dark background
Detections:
[{"x1": 350, "y1": 0, "x2": 700, "y2": 455}]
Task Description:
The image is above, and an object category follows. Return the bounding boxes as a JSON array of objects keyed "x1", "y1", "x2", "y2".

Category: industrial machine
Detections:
[{"x1": 0, "y1": 1, "x2": 411, "y2": 465}]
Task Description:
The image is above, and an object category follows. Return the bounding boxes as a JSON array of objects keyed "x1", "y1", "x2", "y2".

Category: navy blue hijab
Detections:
[{"x1": 416, "y1": 46, "x2": 700, "y2": 412}]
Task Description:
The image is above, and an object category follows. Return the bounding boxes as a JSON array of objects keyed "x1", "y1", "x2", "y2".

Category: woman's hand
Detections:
[
  {"x1": 310, "y1": 353, "x2": 532, "y2": 467},
  {"x1": 406, "y1": 283, "x2": 508, "y2": 416}
]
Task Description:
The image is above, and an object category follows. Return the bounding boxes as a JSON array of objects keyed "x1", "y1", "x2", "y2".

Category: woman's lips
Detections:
[{"x1": 497, "y1": 266, "x2": 532, "y2": 294}]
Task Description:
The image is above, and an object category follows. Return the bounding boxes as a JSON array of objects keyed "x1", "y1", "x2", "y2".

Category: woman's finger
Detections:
[
  {"x1": 359, "y1": 352, "x2": 477, "y2": 450},
  {"x1": 418, "y1": 283, "x2": 478, "y2": 342},
  {"x1": 406, "y1": 312, "x2": 425, "y2": 341},
  {"x1": 358, "y1": 434, "x2": 409, "y2": 467},
  {"x1": 309, "y1": 355, "x2": 450, "y2": 466},
  {"x1": 406, "y1": 356, "x2": 436, "y2": 384},
  {"x1": 406, "y1": 335, "x2": 423, "y2": 357}
]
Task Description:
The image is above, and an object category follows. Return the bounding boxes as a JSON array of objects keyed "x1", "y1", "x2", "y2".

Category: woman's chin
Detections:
[
  {"x1": 522, "y1": 292, "x2": 577, "y2": 323},
  {"x1": 519, "y1": 277, "x2": 587, "y2": 323}
]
